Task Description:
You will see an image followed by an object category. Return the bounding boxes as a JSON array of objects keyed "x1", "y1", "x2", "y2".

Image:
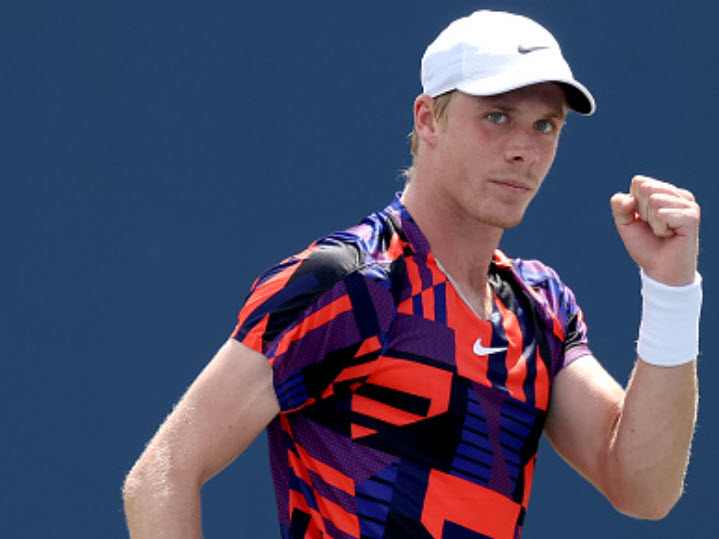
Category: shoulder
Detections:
[
  {"x1": 254, "y1": 209, "x2": 400, "y2": 289},
  {"x1": 291, "y1": 234, "x2": 366, "y2": 287},
  {"x1": 494, "y1": 251, "x2": 566, "y2": 296},
  {"x1": 237, "y1": 212, "x2": 400, "y2": 336},
  {"x1": 509, "y1": 256, "x2": 562, "y2": 287},
  {"x1": 496, "y1": 251, "x2": 585, "y2": 328},
  {"x1": 235, "y1": 213, "x2": 402, "y2": 357},
  {"x1": 245, "y1": 233, "x2": 366, "y2": 318},
  {"x1": 512, "y1": 258, "x2": 570, "y2": 312}
]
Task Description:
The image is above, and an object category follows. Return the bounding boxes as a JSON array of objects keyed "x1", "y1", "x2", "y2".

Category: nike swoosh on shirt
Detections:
[
  {"x1": 517, "y1": 45, "x2": 550, "y2": 54},
  {"x1": 473, "y1": 337, "x2": 508, "y2": 356}
]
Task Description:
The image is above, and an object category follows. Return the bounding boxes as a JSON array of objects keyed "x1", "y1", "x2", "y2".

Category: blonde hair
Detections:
[{"x1": 402, "y1": 91, "x2": 455, "y2": 183}]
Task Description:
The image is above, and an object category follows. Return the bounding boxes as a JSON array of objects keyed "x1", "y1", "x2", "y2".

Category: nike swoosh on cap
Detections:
[
  {"x1": 517, "y1": 45, "x2": 551, "y2": 54},
  {"x1": 473, "y1": 337, "x2": 508, "y2": 356}
]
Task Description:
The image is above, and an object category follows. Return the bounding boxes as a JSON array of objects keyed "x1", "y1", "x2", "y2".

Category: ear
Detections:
[{"x1": 414, "y1": 94, "x2": 440, "y2": 148}]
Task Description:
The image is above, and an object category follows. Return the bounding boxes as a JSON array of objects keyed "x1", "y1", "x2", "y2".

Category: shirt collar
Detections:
[
  {"x1": 383, "y1": 193, "x2": 431, "y2": 256},
  {"x1": 383, "y1": 192, "x2": 514, "y2": 271}
]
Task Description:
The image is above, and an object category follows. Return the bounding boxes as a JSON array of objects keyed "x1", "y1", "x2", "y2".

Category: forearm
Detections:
[{"x1": 606, "y1": 358, "x2": 698, "y2": 518}]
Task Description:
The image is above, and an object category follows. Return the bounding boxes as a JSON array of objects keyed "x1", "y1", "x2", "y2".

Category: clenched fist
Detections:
[{"x1": 610, "y1": 175, "x2": 700, "y2": 286}]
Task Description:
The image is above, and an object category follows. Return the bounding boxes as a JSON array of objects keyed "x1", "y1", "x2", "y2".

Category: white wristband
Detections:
[{"x1": 637, "y1": 269, "x2": 702, "y2": 367}]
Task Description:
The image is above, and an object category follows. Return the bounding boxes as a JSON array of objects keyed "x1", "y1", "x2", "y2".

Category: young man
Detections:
[{"x1": 123, "y1": 10, "x2": 702, "y2": 539}]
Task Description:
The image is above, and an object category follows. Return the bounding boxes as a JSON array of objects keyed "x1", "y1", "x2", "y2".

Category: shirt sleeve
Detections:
[
  {"x1": 554, "y1": 276, "x2": 592, "y2": 367},
  {"x1": 512, "y1": 259, "x2": 592, "y2": 370},
  {"x1": 232, "y1": 237, "x2": 394, "y2": 412}
]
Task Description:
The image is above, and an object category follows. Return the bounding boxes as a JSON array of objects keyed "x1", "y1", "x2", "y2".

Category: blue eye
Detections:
[
  {"x1": 487, "y1": 112, "x2": 507, "y2": 124},
  {"x1": 534, "y1": 120, "x2": 554, "y2": 133}
]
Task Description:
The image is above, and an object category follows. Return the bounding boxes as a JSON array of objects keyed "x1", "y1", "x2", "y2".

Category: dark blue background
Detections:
[{"x1": 2, "y1": 1, "x2": 716, "y2": 537}]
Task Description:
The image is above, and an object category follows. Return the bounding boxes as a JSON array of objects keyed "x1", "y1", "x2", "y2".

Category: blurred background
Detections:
[{"x1": 2, "y1": 1, "x2": 716, "y2": 537}]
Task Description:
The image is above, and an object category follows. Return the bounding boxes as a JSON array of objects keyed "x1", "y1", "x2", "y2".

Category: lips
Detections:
[{"x1": 490, "y1": 179, "x2": 533, "y2": 193}]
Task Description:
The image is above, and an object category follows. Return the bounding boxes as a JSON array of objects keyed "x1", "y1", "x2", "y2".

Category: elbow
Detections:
[
  {"x1": 122, "y1": 441, "x2": 203, "y2": 511},
  {"x1": 605, "y1": 482, "x2": 683, "y2": 521},
  {"x1": 122, "y1": 459, "x2": 153, "y2": 514},
  {"x1": 122, "y1": 444, "x2": 175, "y2": 513},
  {"x1": 611, "y1": 499, "x2": 678, "y2": 521},
  {"x1": 122, "y1": 462, "x2": 146, "y2": 535},
  {"x1": 600, "y1": 436, "x2": 690, "y2": 520}
]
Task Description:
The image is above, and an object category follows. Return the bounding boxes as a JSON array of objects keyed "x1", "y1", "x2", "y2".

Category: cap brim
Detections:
[
  {"x1": 455, "y1": 76, "x2": 596, "y2": 115},
  {"x1": 556, "y1": 81, "x2": 595, "y2": 115}
]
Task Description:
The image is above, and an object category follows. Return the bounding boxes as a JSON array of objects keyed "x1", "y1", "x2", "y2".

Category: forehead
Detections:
[{"x1": 471, "y1": 83, "x2": 568, "y2": 116}]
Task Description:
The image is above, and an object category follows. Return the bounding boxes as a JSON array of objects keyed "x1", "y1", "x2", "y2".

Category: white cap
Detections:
[{"x1": 421, "y1": 10, "x2": 596, "y2": 115}]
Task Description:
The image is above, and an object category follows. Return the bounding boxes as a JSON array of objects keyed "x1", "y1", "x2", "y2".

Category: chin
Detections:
[
  {"x1": 466, "y1": 196, "x2": 531, "y2": 229},
  {"x1": 478, "y1": 211, "x2": 525, "y2": 230},
  {"x1": 501, "y1": 219, "x2": 523, "y2": 229}
]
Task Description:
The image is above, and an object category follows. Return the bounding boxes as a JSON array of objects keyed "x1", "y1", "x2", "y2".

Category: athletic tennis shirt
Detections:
[{"x1": 232, "y1": 196, "x2": 592, "y2": 539}]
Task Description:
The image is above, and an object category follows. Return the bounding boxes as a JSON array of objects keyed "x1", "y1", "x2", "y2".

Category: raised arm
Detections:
[
  {"x1": 545, "y1": 175, "x2": 701, "y2": 519},
  {"x1": 545, "y1": 354, "x2": 697, "y2": 518},
  {"x1": 122, "y1": 339, "x2": 280, "y2": 538}
]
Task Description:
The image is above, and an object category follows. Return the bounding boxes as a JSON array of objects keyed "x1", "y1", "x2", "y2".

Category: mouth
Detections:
[{"x1": 490, "y1": 179, "x2": 533, "y2": 194}]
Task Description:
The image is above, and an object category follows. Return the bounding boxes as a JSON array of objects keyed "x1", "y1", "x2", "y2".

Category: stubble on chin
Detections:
[{"x1": 468, "y1": 198, "x2": 530, "y2": 230}]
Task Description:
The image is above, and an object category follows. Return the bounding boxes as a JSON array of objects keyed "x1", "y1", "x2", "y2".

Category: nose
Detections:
[{"x1": 504, "y1": 127, "x2": 538, "y2": 165}]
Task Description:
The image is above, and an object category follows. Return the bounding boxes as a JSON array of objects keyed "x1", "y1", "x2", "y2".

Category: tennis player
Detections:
[{"x1": 123, "y1": 10, "x2": 701, "y2": 538}]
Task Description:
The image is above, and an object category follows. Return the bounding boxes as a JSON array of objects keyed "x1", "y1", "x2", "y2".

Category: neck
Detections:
[{"x1": 400, "y1": 177, "x2": 503, "y2": 318}]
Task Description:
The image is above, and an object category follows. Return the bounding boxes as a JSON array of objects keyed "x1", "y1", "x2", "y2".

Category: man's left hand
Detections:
[{"x1": 610, "y1": 175, "x2": 700, "y2": 286}]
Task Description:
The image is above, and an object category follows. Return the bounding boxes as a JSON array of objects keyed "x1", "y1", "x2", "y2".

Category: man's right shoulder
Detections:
[
  {"x1": 250, "y1": 231, "x2": 367, "y2": 295},
  {"x1": 234, "y1": 216, "x2": 399, "y2": 350},
  {"x1": 252, "y1": 210, "x2": 399, "y2": 293}
]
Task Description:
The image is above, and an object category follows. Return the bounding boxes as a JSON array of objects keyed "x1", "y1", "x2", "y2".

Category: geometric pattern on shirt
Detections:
[{"x1": 232, "y1": 196, "x2": 591, "y2": 538}]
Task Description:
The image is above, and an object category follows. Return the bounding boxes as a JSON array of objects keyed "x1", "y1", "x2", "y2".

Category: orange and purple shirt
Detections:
[{"x1": 232, "y1": 196, "x2": 591, "y2": 539}]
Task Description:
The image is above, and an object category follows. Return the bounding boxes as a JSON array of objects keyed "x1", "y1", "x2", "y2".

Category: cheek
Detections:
[{"x1": 539, "y1": 140, "x2": 559, "y2": 170}]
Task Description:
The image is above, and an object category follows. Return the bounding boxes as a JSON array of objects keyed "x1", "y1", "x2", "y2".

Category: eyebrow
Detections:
[
  {"x1": 547, "y1": 108, "x2": 569, "y2": 121},
  {"x1": 480, "y1": 100, "x2": 568, "y2": 121}
]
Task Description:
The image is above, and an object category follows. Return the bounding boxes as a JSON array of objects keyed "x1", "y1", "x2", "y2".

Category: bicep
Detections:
[
  {"x1": 140, "y1": 339, "x2": 280, "y2": 486},
  {"x1": 544, "y1": 355, "x2": 625, "y2": 491}
]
